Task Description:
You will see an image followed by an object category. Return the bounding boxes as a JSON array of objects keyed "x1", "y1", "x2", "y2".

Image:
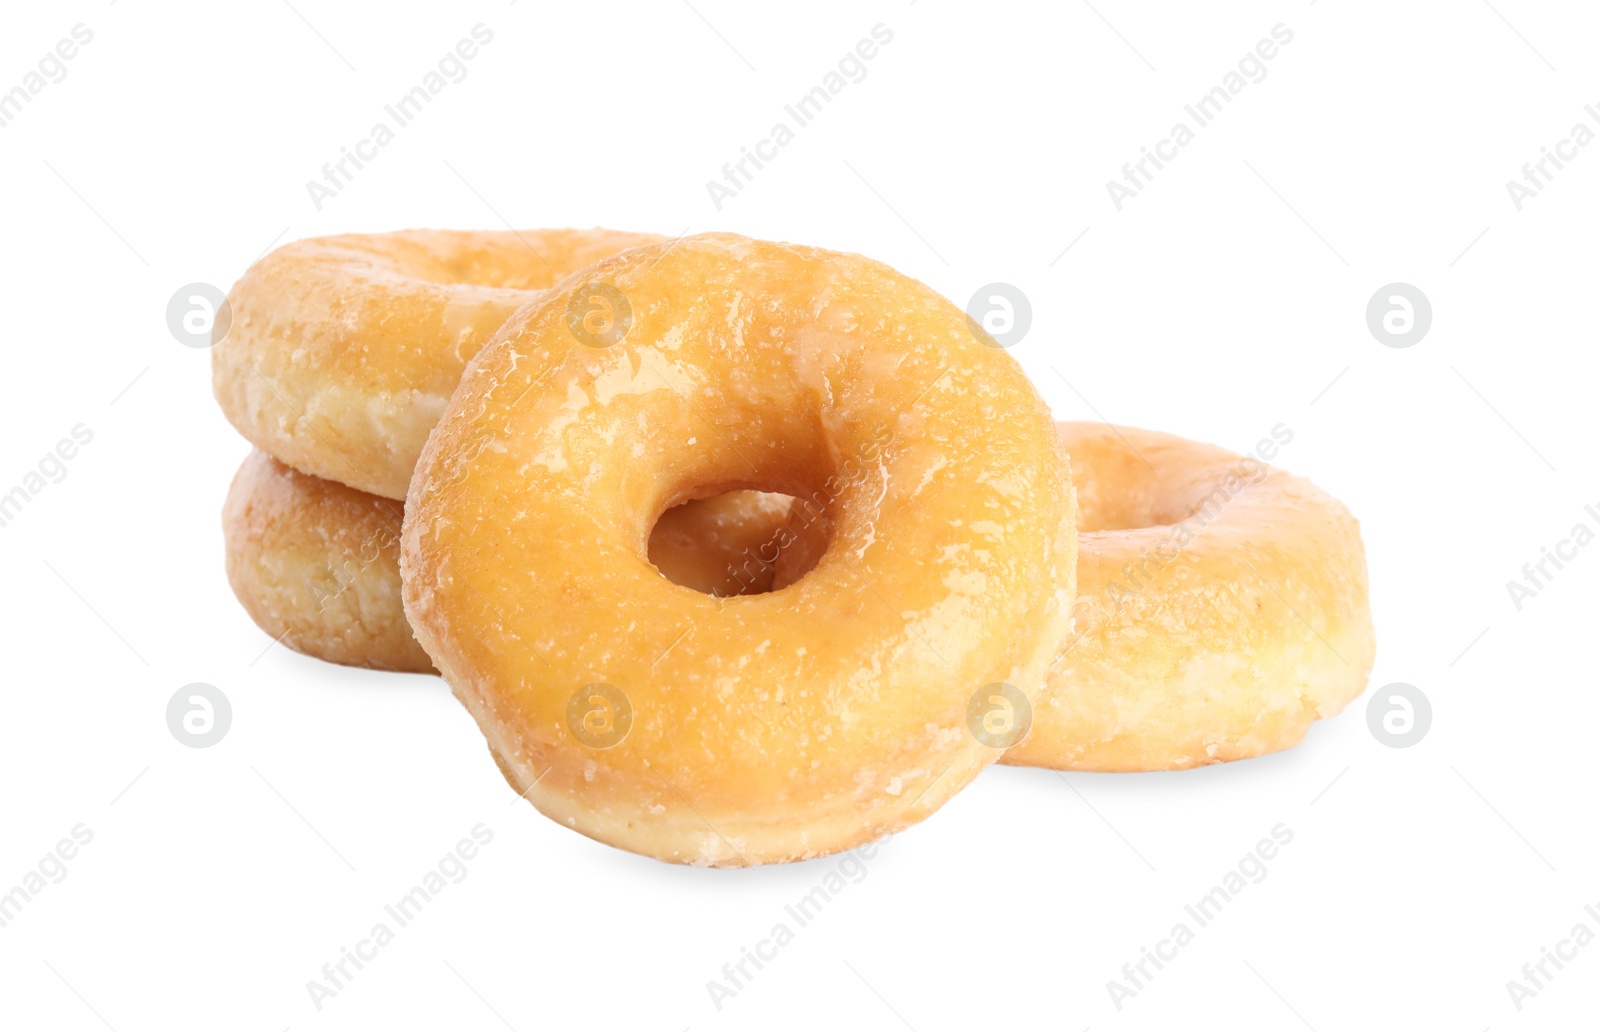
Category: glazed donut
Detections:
[
  {"x1": 999, "y1": 422, "x2": 1375, "y2": 772},
  {"x1": 222, "y1": 450, "x2": 429, "y2": 673},
  {"x1": 400, "y1": 233, "x2": 1076, "y2": 865},
  {"x1": 212, "y1": 228, "x2": 663, "y2": 499},
  {"x1": 223, "y1": 451, "x2": 798, "y2": 670}
]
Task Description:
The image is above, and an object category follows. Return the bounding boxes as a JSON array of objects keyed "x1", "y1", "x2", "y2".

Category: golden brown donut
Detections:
[
  {"x1": 999, "y1": 422, "x2": 1375, "y2": 771},
  {"x1": 222, "y1": 450, "x2": 428, "y2": 672},
  {"x1": 212, "y1": 228, "x2": 663, "y2": 500},
  {"x1": 222, "y1": 451, "x2": 799, "y2": 670},
  {"x1": 400, "y1": 233, "x2": 1077, "y2": 866}
]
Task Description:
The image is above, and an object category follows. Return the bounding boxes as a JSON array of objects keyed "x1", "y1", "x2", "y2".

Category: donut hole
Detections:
[
  {"x1": 1069, "y1": 431, "x2": 1243, "y2": 532},
  {"x1": 1070, "y1": 450, "x2": 1176, "y2": 532},
  {"x1": 646, "y1": 490, "x2": 831, "y2": 597},
  {"x1": 375, "y1": 230, "x2": 660, "y2": 292},
  {"x1": 1075, "y1": 470, "x2": 1236, "y2": 533},
  {"x1": 1075, "y1": 480, "x2": 1185, "y2": 532}
]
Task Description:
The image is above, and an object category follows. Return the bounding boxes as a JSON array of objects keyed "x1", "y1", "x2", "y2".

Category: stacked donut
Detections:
[{"x1": 213, "y1": 229, "x2": 1375, "y2": 865}]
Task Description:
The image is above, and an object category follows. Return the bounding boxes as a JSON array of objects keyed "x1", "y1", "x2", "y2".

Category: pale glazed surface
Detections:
[
  {"x1": 212, "y1": 228, "x2": 664, "y2": 499},
  {"x1": 223, "y1": 450, "x2": 799, "y2": 669},
  {"x1": 1001, "y1": 422, "x2": 1376, "y2": 772},
  {"x1": 222, "y1": 450, "x2": 430, "y2": 672},
  {"x1": 400, "y1": 233, "x2": 1077, "y2": 866}
]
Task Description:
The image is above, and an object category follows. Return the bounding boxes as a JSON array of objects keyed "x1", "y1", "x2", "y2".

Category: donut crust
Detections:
[{"x1": 212, "y1": 228, "x2": 664, "y2": 500}]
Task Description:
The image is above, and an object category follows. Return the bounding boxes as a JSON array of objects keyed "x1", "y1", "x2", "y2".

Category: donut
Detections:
[
  {"x1": 998, "y1": 422, "x2": 1375, "y2": 772},
  {"x1": 222, "y1": 450, "x2": 429, "y2": 673},
  {"x1": 212, "y1": 228, "x2": 664, "y2": 500},
  {"x1": 399, "y1": 233, "x2": 1077, "y2": 865},
  {"x1": 223, "y1": 450, "x2": 798, "y2": 671}
]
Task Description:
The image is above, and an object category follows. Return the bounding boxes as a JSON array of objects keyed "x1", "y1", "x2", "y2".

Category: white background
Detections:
[{"x1": 1, "y1": 1, "x2": 1595, "y2": 1028}]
